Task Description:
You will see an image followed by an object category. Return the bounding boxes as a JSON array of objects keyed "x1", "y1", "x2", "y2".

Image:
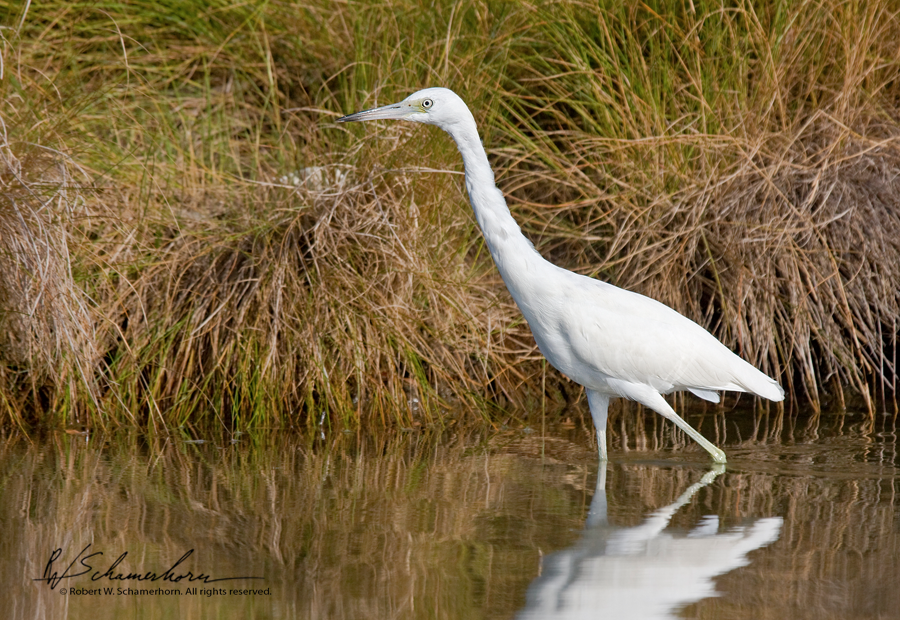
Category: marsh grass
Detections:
[
  {"x1": 494, "y1": 1, "x2": 900, "y2": 414},
  {"x1": 1, "y1": 0, "x2": 898, "y2": 430}
]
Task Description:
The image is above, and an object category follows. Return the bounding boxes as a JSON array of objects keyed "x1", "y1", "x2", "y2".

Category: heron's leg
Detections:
[
  {"x1": 610, "y1": 382, "x2": 727, "y2": 463},
  {"x1": 586, "y1": 389, "x2": 610, "y2": 462},
  {"x1": 586, "y1": 460, "x2": 608, "y2": 528},
  {"x1": 650, "y1": 394, "x2": 726, "y2": 463}
]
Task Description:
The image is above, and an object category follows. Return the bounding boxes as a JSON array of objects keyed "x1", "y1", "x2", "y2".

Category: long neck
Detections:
[{"x1": 442, "y1": 115, "x2": 541, "y2": 282}]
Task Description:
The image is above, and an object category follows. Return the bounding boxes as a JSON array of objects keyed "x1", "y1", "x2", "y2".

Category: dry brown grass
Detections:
[
  {"x1": 492, "y1": 0, "x2": 900, "y2": 413},
  {"x1": 1, "y1": 0, "x2": 899, "y2": 429},
  {"x1": 0, "y1": 117, "x2": 99, "y2": 426}
]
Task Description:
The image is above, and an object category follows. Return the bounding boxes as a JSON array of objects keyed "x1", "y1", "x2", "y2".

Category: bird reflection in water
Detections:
[{"x1": 517, "y1": 464, "x2": 782, "y2": 620}]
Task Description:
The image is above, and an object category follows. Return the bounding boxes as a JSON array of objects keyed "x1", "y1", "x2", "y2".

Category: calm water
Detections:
[{"x1": 2, "y1": 406, "x2": 899, "y2": 619}]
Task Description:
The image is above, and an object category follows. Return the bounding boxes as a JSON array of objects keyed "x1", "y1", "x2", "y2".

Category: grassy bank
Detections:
[{"x1": 1, "y1": 0, "x2": 898, "y2": 431}]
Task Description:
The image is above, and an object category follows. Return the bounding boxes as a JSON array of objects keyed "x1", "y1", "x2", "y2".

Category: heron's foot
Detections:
[
  {"x1": 710, "y1": 448, "x2": 727, "y2": 464},
  {"x1": 699, "y1": 464, "x2": 726, "y2": 484}
]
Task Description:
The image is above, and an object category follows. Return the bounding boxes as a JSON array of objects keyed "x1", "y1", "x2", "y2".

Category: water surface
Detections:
[{"x1": 2, "y1": 406, "x2": 898, "y2": 619}]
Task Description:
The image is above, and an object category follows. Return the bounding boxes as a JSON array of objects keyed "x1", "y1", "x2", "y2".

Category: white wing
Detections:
[{"x1": 518, "y1": 268, "x2": 782, "y2": 400}]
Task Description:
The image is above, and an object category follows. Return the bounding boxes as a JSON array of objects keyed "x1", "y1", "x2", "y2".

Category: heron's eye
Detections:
[{"x1": 422, "y1": 99, "x2": 433, "y2": 109}]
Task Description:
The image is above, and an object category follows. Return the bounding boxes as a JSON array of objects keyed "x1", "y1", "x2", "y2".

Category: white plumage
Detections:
[{"x1": 338, "y1": 87, "x2": 784, "y2": 463}]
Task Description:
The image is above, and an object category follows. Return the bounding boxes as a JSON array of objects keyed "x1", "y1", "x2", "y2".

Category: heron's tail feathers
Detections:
[{"x1": 737, "y1": 364, "x2": 785, "y2": 402}]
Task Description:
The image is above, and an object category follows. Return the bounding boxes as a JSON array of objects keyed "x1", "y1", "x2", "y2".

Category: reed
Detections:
[{"x1": 1, "y1": 0, "x2": 898, "y2": 429}]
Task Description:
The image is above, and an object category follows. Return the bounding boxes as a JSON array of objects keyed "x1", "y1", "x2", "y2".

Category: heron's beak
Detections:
[{"x1": 337, "y1": 100, "x2": 416, "y2": 123}]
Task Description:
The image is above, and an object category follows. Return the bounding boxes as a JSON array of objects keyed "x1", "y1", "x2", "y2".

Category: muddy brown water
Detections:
[{"x1": 2, "y1": 406, "x2": 898, "y2": 619}]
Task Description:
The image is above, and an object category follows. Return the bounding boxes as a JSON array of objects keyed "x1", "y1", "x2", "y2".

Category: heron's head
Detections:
[{"x1": 336, "y1": 87, "x2": 471, "y2": 132}]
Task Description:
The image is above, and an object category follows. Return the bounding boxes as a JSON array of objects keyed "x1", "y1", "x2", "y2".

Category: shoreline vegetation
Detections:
[{"x1": 1, "y1": 0, "x2": 898, "y2": 432}]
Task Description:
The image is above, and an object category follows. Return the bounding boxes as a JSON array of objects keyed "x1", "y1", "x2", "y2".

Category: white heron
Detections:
[{"x1": 337, "y1": 87, "x2": 784, "y2": 463}]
